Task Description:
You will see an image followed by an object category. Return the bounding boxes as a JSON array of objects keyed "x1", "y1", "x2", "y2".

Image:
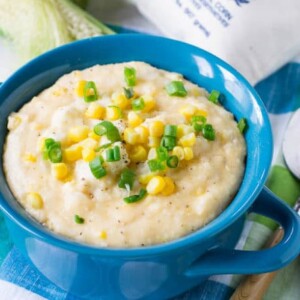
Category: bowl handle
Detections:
[{"x1": 185, "y1": 187, "x2": 300, "y2": 277}]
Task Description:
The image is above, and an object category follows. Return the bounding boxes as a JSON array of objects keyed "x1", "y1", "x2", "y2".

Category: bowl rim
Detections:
[{"x1": 0, "y1": 34, "x2": 273, "y2": 256}]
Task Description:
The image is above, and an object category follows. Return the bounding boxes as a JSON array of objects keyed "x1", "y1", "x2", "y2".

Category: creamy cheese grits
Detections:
[{"x1": 3, "y1": 62, "x2": 246, "y2": 247}]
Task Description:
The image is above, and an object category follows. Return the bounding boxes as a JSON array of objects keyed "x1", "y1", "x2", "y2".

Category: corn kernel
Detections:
[
  {"x1": 177, "y1": 124, "x2": 194, "y2": 138},
  {"x1": 139, "y1": 173, "x2": 156, "y2": 185},
  {"x1": 127, "y1": 111, "x2": 143, "y2": 128},
  {"x1": 26, "y1": 192, "x2": 44, "y2": 209},
  {"x1": 79, "y1": 138, "x2": 98, "y2": 150},
  {"x1": 76, "y1": 80, "x2": 87, "y2": 97},
  {"x1": 23, "y1": 153, "x2": 37, "y2": 163},
  {"x1": 146, "y1": 176, "x2": 166, "y2": 195},
  {"x1": 179, "y1": 104, "x2": 198, "y2": 121},
  {"x1": 142, "y1": 95, "x2": 156, "y2": 112},
  {"x1": 161, "y1": 177, "x2": 175, "y2": 196},
  {"x1": 68, "y1": 126, "x2": 89, "y2": 143},
  {"x1": 147, "y1": 148, "x2": 157, "y2": 160},
  {"x1": 7, "y1": 115, "x2": 22, "y2": 130},
  {"x1": 64, "y1": 145, "x2": 82, "y2": 162},
  {"x1": 38, "y1": 137, "x2": 46, "y2": 151},
  {"x1": 85, "y1": 103, "x2": 105, "y2": 119},
  {"x1": 197, "y1": 109, "x2": 208, "y2": 117},
  {"x1": 106, "y1": 106, "x2": 122, "y2": 121},
  {"x1": 149, "y1": 121, "x2": 164, "y2": 137},
  {"x1": 172, "y1": 146, "x2": 185, "y2": 160},
  {"x1": 148, "y1": 136, "x2": 160, "y2": 148},
  {"x1": 88, "y1": 131, "x2": 101, "y2": 141},
  {"x1": 130, "y1": 145, "x2": 148, "y2": 162},
  {"x1": 52, "y1": 163, "x2": 69, "y2": 180},
  {"x1": 112, "y1": 92, "x2": 130, "y2": 109},
  {"x1": 135, "y1": 126, "x2": 149, "y2": 144},
  {"x1": 99, "y1": 231, "x2": 107, "y2": 239},
  {"x1": 183, "y1": 147, "x2": 194, "y2": 160},
  {"x1": 82, "y1": 148, "x2": 96, "y2": 162},
  {"x1": 178, "y1": 133, "x2": 196, "y2": 147},
  {"x1": 124, "y1": 128, "x2": 139, "y2": 145}
]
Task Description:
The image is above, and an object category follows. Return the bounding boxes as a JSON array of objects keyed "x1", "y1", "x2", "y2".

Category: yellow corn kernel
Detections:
[
  {"x1": 183, "y1": 147, "x2": 194, "y2": 160},
  {"x1": 135, "y1": 126, "x2": 149, "y2": 144},
  {"x1": 26, "y1": 192, "x2": 44, "y2": 209},
  {"x1": 148, "y1": 136, "x2": 160, "y2": 148},
  {"x1": 172, "y1": 146, "x2": 185, "y2": 160},
  {"x1": 142, "y1": 95, "x2": 156, "y2": 112},
  {"x1": 130, "y1": 145, "x2": 148, "y2": 162},
  {"x1": 79, "y1": 138, "x2": 98, "y2": 150},
  {"x1": 106, "y1": 106, "x2": 122, "y2": 121},
  {"x1": 112, "y1": 92, "x2": 130, "y2": 109},
  {"x1": 68, "y1": 125, "x2": 89, "y2": 143},
  {"x1": 147, "y1": 147, "x2": 157, "y2": 160},
  {"x1": 88, "y1": 131, "x2": 101, "y2": 141},
  {"x1": 149, "y1": 121, "x2": 164, "y2": 137},
  {"x1": 64, "y1": 145, "x2": 82, "y2": 162},
  {"x1": 127, "y1": 111, "x2": 143, "y2": 128},
  {"x1": 23, "y1": 153, "x2": 37, "y2": 163},
  {"x1": 139, "y1": 173, "x2": 156, "y2": 185},
  {"x1": 177, "y1": 124, "x2": 194, "y2": 138},
  {"x1": 179, "y1": 104, "x2": 198, "y2": 121},
  {"x1": 7, "y1": 115, "x2": 22, "y2": 130},
  {"x1": 99, "y1": 231, "x2": 107, "y2": 239},
  {"x1": 82, "y1": 148, "x2": 96, "y2": 162},
  {"x1": 124, "y1": 128, "x2": 139, "y2": 145},
  {"x1": 52, "y1": 163, "x2": 69, "y2": 180},
  {"x1": 178, "y1": 133, "x2": 196, "y2": 147},
  {"x1": 76, "y1": 80, "x2": 87, "y2": 97},
  {"x1": 146, "y1": 176, "x2": 166, "y2": 195},
  {"x1": 161, "y1": 177, "x2": 175, "y2": 196},
  {"x1": 85, "y1": 103, "x2": 105, "y2": 119},
  {"x1": 38, "y1": 137, "x2": 46, "y2": 151},
  {"x1": 196, "y1": 109, "x2": 208, "y2": 117}
]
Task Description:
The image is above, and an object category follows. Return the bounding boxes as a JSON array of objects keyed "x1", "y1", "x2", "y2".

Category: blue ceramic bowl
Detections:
[{"x1": 0, "y1": 35, "x2": 300, "y2": 300}]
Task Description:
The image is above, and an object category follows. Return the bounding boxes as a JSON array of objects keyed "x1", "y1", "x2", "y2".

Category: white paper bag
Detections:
[{"x1": 129, "y1": 0, "x2": 300, "y2": 85}]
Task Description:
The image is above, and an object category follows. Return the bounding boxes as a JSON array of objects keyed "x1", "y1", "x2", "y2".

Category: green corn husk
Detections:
[{"x1": 0, "y1": 0, "x2": 114, "y2": 66}]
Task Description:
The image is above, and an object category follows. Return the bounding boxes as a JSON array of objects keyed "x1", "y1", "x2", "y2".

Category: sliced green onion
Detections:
[
  {"x1": 94, "y1": 121, "x2": 121, "y2": 142},
  {"x1": 191, "y1": 115, "x2": 207, "y2": 132},
  {"x1": 165, "y1": 81, "x2": 187, "y2": 97},
  {"x1": 124, "y1": 188, "x2": 147, "y2": 204},
  {"x1": 83, "y1": 81, "x2": 98, "y2": 102},
  {"x1": 74, "y1": 214, "x2": 85, "y2": 224},
  {"x1": 167, "y1": 155, "x2": 179, "y2": 168},
  {"x1": 105, "y1": 146, "x2": 121, "y2": 162},
  {"x1": 124, "y1": 67, "x2": 136, "y2": 87},
  {"x1": 113, "y1": 146, "x2": 121, "y2": 161},
  {"x1": 156, "y1": 146, "x2": 169, "y2": 161},
  {"x1": 237, "y1": 118, "x2": 247, "y2": 134},
  {"x1": 123, "y1": 87, "x2": 134, "y2": 99},
  {"x1": 148, "y1": 159, "x2": 165, "y2": 172},
  {"x1": 48, "y1": 144, "x2": 63, "y2": 163},
  {"x1": 208, "y1": 90, "x2": 220, "y2": 104},
  {"x1": 44, "y1": 138, "x2": 56, "y2": 149},
  {"x1": 89, "y1": 156, "x2": 107, "y2": 179},
  {"x1": 132, "y1": 98, "x2": 145, "y2": 111},
  {"x1": 202, "y1": 124, "x2": 216, "y2": 141},
  {"x1": 164, "y1": 125, "x2": 177, "y2": 137},
  {"x1": 160, "y1": 136, "x2": 176, "y2": 151},
  {"x1": 118, "y1": 168, "x2": 136, "y2": 190}
]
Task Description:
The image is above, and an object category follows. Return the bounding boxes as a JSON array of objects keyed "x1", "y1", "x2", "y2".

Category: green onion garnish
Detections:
[
  {"x1": 165, "y1": 81, "x2": 187, "y2": 97},
  {"x1": 160, "y1": 136, "x2": 176, "y2": 151},
  {"x1": 191, "y1": 115, "x2": 207, "y2": 132},
  {"x1": 43, "y1": 138, "x2": 62, "y2": 163},
  {"x1": 89, "y1": 156, "x2": 107, "y2": 179},
  {"x1": 208, "y1": 90, "x2": 220, "y2": 104},
  {"x1": 164, "y1": 125, "x2": 177, "y2": 137},
  {"x1": 237, "y1": 118, "x2": 247, "y2": 134},
  {"x1": 124, "y1": 188, "x2": 147, "y2": 204},
  {"x1": 148, "y1": 159, "x2": 165, "y2": 172},
  {"x1": 132, "y1": 98, "x2": 145, "y2": 111},
  {"x1": 167, "y1": 155, "x2": 179, "y2": 168},
  {"x1": 106, "y1": 146, "x2": 121, "y2": 162},
  {"x1": 118, "y1": 168, "x2": 136, "y2": 190},
  {"x1": 123, "y1": 87, "x2": 134, "y2": 99},
  {"x1": 202, "y1": 124, "x2": 216, "y2": 141},
  {"x1": 83, "y1": 81, "x2": 98, "y2": 102},
  {"x1": 156, "y1": 146, "x2": 169, "y2": 161},
  {"x1": 124, "y1": 67, "x2": 136, "y2": 87},
  {"x1": 94, "y1": 121, "x2": 121, "y2": 142},
  {"x1": 74, "y1": 214, "x2": 85, "y2": 224}
]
